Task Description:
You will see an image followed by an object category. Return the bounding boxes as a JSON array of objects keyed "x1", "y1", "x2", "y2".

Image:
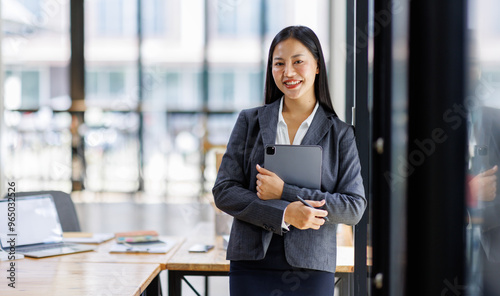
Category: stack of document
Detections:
[{"x1": 115, "y1": 230, "x2": 159, "y2": 243}]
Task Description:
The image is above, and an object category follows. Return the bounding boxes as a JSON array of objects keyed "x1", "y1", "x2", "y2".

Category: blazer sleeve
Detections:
[
  {"x1": 281, "y1": 125, "x2": 367, "y2": 225},
  {"x1": 212, "y1": 110, "x2": 289, "y2": 235}
]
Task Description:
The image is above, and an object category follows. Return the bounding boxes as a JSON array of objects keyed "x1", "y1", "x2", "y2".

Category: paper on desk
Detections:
[
  {"x1": 63, "y1": 233, "x2": 115, "y2": 244},
  {"x1": 222, "y1": 235, "x2": 229, "y2": 250},
  {"x1": 0, "y1": 252, "x2": 24, "y2": 261},
  {"x1": 109, "y1": 238, "x2": 178, "y2": 254}
]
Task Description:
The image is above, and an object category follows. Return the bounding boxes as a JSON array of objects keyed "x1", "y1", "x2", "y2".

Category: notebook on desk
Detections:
[{"x1": 0, "y1": 195, "x2": 95, "y2": 258}]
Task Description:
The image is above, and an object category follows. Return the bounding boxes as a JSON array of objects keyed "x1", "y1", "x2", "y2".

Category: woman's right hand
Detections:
[{"x1": 284, "y1": 200, "x2": 328, "y2": 230}]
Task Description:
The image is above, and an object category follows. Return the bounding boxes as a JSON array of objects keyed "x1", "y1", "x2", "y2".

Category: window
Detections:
[
  {"x1": 2, "y1": 0, "x2": 72, "y2": 193},
  {"x1": 215, "y1": 0, "x2": 260, "y2": 37},
  {"x1": 209, "y1": 71, "x2": 235, "y2": 110},
  {"x1": 2, "y1": 0, "x2": 332, "y2": 198},
  {"x1": 4, "y1": 69, "x2": 40, "y2": 110},
  {"x1": 143, "y1": 0, "x2": 166, "y2": 36},
  {"x1": 96, "y1": 0, "x2": 136, "y2": 37}
]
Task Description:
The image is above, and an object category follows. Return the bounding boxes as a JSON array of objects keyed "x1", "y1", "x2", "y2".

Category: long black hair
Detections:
[{"x1": 264, "y1": 26, "x2": 336, "y2": 116}]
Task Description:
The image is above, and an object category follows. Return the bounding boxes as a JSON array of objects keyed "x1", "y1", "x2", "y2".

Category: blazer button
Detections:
[{"x1": 263, "y1": 224, "x2": 270, "y2": 231}]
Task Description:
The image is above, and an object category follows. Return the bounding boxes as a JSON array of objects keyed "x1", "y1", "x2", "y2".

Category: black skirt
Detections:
[{"x1": 229, "y1": 233, "x2": 335, "y2": 296}]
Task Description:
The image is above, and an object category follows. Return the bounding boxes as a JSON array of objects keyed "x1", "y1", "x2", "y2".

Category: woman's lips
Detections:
[{"x1": 283, "y1": 80, "x2": 302, "y2": 89}]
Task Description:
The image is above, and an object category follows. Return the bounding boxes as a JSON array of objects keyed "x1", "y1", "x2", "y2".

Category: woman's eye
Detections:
[
  {"x1": 275, "y1": 62, "x2": 284, "y2": 66},
  {"x1": 294, "y1": 60, "x2": 303, "y2": 64}
]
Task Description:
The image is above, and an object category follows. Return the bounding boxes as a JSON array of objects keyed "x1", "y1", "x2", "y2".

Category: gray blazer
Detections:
[{"x1": 212, "y1": 99, "x2": 366, "y2": 273}]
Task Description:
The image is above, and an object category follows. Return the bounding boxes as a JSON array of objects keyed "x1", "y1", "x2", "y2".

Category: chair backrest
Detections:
[{"x1": 6, "y1": 191, "x2": 81, "y2": 232}]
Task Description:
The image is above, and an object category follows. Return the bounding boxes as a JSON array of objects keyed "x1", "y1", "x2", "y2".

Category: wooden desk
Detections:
[
  {"x1": 41, "y1": 236, "x2": 184, "y2": 270},
  {"x1": 0, "y1": 236, "x2": 183, "y2": 295},
  {"x1": 0, "y1": 260, "x2": 160, "y2": 296},
  {"x1": 167, "y1": 235, "x2": 229, "y2": 272},
  {"x1": 166, "y1": 223, "x2": 356, "y2": 296},
  {"x1": 166, "y1": 225, "x2": 229, "y2": 295}
]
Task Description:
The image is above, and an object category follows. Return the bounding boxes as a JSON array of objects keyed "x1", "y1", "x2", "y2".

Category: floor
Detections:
[{"x1": 74, "y1": 197, "x2": 230, "y2": 296}]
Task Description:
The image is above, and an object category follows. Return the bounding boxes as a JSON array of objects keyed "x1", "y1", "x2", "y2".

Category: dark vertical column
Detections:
[
  {"x1": 70, "y1": 0, "x2": 85, "y2": 191},
  {"x1": 372, "y1": 0, "x2": 410, "y2": 295},
  {"x1": 70, "y1": 0, "x2": 84, "y2": 103},
  {"x1": 345, "y1": 0, "x2": 355, "y2": 125},
  {"x1": 371, "y1": 0, "x2": 395, "y2": 294},
  {"x1": 406, "y1": 0, "x2": 467, "y2": 295},
  {"x1": 354, "y1": 1, "x2": 369, "y2": 295},
  {"x1": 200, "y1": 0, "x2": 210, "y2": 195},
  {"x1": 202, "y1": 0, "x2": 210, "y2": 112},
  {"x1": 137, "y1": 0, "x2": 144, "y2": 191}
]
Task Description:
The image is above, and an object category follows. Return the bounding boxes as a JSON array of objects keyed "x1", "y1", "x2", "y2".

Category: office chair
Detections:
[{"x1": 4, "y1": 191, "x2": 81, "y2": 232}]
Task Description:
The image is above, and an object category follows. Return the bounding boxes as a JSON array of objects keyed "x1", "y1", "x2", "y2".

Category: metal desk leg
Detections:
[
  {"x1": 168, "y1": 270, "x2": 182, "y2": 296},
  {"x1": 168, "y1": 270, "x2": 229, "y2": 296},
  {"x1": 143, "y1": 274, "x2": 162, "y2": 296},
  {"x1": 205, "y1": 276, "x2": 209, "y2": 296},
  {"x1": 336, "y1": 272, "x2": 353, "y2": 296}
]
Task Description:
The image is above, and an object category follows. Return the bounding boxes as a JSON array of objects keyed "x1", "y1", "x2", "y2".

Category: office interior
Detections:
[{"x1": 1, "y1": 0, "x2": 500, "y2": 295}]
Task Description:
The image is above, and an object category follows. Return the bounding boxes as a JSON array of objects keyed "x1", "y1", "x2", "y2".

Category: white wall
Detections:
[{"x1": 329, "y1": 0, "x2": 347, "y2": 122}]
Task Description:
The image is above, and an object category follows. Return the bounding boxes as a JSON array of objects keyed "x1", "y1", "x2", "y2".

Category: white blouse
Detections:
[
  {"x1": 276, "y1": 97, "x2": 319, "y2": 145},
  {"x1": 275, "y1": 97, "x2": 319, "y2": 229}
]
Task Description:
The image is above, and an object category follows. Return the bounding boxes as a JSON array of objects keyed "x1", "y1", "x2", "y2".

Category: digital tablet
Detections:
[{"x1": 264, "y1": 145, "x2": 322, "y2": 189}]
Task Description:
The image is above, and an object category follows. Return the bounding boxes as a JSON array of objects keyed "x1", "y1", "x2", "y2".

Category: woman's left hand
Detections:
[{"x1": 256, "y1": 164, "x2": 284, "y2": 200}]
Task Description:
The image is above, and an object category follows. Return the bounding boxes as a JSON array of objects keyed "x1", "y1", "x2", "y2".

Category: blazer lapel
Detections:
[
  {"x1": 258, "y1": 100, "x2": 334, "y2": 146},
  {"x1": 301, "y1": 105, "x2": 334, "y2": 145},
  {"x1": 258, "y1": 100, "x2": 280, "y2": 146}
]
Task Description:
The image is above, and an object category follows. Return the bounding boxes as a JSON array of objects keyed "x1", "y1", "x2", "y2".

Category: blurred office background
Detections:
[
  {"x1": 0, "y1": 0, "x2": 335, "y2": 199},
  {"x1": 2, "y1": 0, "x2": 500, "y2": 295},
  {"x1": 0, "y1": 2, "x2": 337, "y2": 294}
]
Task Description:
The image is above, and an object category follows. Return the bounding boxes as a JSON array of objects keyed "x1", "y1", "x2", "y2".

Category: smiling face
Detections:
[{"x1": 271, "y1": 38, "x2": 319, "y2": 103}]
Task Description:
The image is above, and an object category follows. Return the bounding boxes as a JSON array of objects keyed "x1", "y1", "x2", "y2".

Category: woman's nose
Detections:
[{"x1": 284, "y1": 64, "x2": 295, "y2": 77}]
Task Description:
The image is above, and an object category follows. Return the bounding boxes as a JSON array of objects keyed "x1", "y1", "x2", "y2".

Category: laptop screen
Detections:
[{"x1": 0, "y1": 195, "x2": 63, "y2": 248}]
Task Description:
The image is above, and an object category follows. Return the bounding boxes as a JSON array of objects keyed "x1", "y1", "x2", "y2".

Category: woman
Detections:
[{"x1": 213, "y1": 26, "x2": 366, "y2": 295}]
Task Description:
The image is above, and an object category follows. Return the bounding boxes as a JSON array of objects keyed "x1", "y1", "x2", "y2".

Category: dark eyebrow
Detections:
[{"x1": 273, "y1": 54, "x2": 305, "y2": 61}]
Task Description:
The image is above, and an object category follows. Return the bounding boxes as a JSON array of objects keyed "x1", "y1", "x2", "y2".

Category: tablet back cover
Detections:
[{"x1": 264, "y1": 145, "x2": 322, "y2": 189}]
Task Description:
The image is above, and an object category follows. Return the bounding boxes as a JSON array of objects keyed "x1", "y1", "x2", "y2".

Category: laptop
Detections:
[{"x1": 0, "y1": 194, "x2": 95, "y2": 258}]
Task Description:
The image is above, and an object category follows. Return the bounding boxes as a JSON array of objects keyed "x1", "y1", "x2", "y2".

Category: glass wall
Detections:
[
  {"x1": 467, "y1": 0, "x2": 500, "y2": 294},
  {"x1": 82, "y1": 0, "x2": 331, "y2": 198},
  {"x1": 2, "y1": 0, "x2": 331, "y2": 198},
  {"x1": 2, "y1": 0, "x2": 72, "y2": 192},
  {"x1": 83, "y1": 0, "x2": 140, "y2": 192}
]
